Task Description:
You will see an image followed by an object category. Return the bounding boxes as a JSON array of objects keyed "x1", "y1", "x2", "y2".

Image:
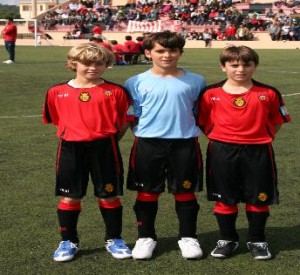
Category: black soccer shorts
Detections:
[
  {"x1": 127, "y1": 137, "x2": 203, "y2": 194},
  {"x1": 206, "y1": 140, "x2": 279, "y2": 205},
  {"x1": 55, "y1": 137, "x2": 124, "y2": 199}
]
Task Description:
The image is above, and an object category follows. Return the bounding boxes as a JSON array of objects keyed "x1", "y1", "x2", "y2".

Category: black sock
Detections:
[
  {"x1": 100, "y1": 205, "x2": 123, "y2": 241},
  {"x1": 215, "y1": 213, "x2": 239, "y2": 242},
  {"x1": 246, "y1": 211, "x2": 269, "y2": 242},
  {"x1": 134, "y1": 200, "x2": 158, "y2": 240},
  {"x1": 57, "y1": 209, "x2": 80, "y2": 244},
  {"x1": 175, "y1": 199, "x2": 199, "y2": 239}
]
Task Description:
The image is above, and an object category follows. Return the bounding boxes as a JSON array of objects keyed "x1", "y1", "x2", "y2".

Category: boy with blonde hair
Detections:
[{"x1": 43, "y1": 43, "x2": 132, "y2": 262}]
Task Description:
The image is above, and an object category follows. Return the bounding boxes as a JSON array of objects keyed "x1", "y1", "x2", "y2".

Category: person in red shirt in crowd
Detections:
[
  {"x1": 1, "y1": 17, "x2": 17, "y2": 64},
  {"x1": 110, "y1": 39, "x2": 128, "y2": 65},
  {"x1": 43, "y1": 42, "x2": 132, "y2": 262},
  {"x1": 124, "y1": 35, "x2": 137, "y2": 52},
  {"x1": 225, "y1": 22, "x2": 237, "y2": 40},
  {"x1": 92, "y1": 24, "x2": 103, "y2": 38},
  {"x1": 90, "y1": 36, "x2": 113, "y2": 52},
  {"x1": 198, "y1": 46, "x2": 291, "y2": 261}
]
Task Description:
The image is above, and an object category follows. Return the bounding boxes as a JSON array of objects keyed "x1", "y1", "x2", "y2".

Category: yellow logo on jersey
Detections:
[
  {"x1": 104, "y1": 90, "x2": 113, "y2": 96},
  {"x1": 183, "y1": 180, "x2": 192, "y2": 189},
  {"x1": 233, "y1": 97, "x2": 246, "y2": 107},
  {"x1": 79, "y1": 92, "x2": 91, "y2": 102},
  {"x1": 104, "y1": 183, "x2": 114, "y2": 193},
  {"x1": 258, "y1": 192, "x2": 268, "y2": 202}
]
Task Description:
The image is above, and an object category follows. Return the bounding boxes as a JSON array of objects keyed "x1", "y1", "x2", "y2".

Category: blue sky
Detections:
[{"x1": 0, "y1": 0, "x2": 20, "y2": 5}]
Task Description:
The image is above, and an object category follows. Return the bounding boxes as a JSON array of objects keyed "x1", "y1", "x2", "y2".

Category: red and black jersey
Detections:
[
  {"x1": 198, "y1": 79, "x2": 291, "y2": 144},
  {"x1": 43, "y1": 80, "x2": 131, "y2": 141}
]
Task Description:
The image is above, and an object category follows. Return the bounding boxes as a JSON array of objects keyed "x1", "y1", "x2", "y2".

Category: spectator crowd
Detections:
[{"x1": 41, "y1": 0, "x2": 300, "y2": 41}]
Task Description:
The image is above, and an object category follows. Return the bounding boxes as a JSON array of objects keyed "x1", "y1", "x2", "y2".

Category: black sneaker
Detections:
[
  {"x1": 211, "y1": 240, "x2": 239, "y2": 258},
  {"x1": 247, "y1": 242, "x2": 272, "y2": 260}
]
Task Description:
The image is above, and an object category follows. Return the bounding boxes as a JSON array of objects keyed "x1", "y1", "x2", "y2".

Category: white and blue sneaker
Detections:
[
  {"x1": 105, "y1": 238, "x2": 132, "y2": 259},
  {"x1": 53, "y1": 240, "x2": 78, "y2": 262}
]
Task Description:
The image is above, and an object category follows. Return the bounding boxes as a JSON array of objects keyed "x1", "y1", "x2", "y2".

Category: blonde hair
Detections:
[{"x1": 66, "y1": 42, "x2": 115, "y2": 71}]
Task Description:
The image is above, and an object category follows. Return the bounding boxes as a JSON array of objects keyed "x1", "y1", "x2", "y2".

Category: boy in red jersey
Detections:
[
  {"x1": 43, "y1": 43, "x2": 132, "y2": 262},
  {"x1": 198, "y1": 46, "x2": 291, "y2": 260}
]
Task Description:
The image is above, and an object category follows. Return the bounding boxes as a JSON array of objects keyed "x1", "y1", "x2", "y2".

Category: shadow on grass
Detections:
[{"x1": 70, "y1": 224, "x2": 300, "y2": 260}]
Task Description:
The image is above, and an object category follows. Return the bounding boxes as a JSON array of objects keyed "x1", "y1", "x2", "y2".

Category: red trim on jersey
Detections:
[
  {"x1": 246, "y1": 204, "x2": 269, "y2": 212},
  {"x1": 198, "y1": 80, "x2": 291, "y2": 144},
  {"x1": 268, "y1": 143, "x2": 278, "y2": 182},
  {"x1": 174, "y1": 193, "x2": 196, "y2": 202},
  {"x1": 58, "y1": 200, "x2": 81, "y2": 211},
  {"x1": 110, "y1": 136, "x2": 121, "y2": 174},
  {"x1": 99, "y1": 199, "x2": 122, "y2": 209},
  {"x1": 194, "y1": 137, "x2": 202, "y2": 170},
  {"x1": 214, "y1": 202, "x2": 238, "y2": 214},
  {"x1": 130, "y1": 137, "x2": 139, "y2": 170},
  {"x1": 137, "y1": 192, "x2": 160, "y2": 202}
]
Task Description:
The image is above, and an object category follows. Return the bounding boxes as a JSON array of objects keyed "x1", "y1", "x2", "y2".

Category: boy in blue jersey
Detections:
[{"x1": 124, "y1": 31, "x2": 206, "y2": 260}]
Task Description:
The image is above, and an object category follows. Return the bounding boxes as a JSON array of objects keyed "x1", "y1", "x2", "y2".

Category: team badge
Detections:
[
  {"x1": 183, "y1": 180, "x2": 192, "y2": 189},
  {"x1": 104, "y1": 183, "x2": 114, "y2": 193},
  {"x1": 258, "y1": 192, "x2": 268, "y2": 202},
  {"x1": 79, "y1": 92, "x2": 91, "y2": 102},
  {"x1": 233, "y1": 97, "x2": 246, "y2": 107},
  {"x1": 104, "y1": 90, "x2": 113, "y2": 96},
  {"x1": 258, "y1": 95, "x2": 268, "y2": 101}
]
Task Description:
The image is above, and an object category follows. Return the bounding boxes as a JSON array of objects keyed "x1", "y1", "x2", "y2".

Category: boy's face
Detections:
[
  {"x1": 221, "y1": 60, "x2": 257, "y2": 84},
  {"x1": 75, "y1": 61, "x2": 106, "y2": 81},
  {"x1": 145, "y1": 43, "x2": 182, "y2": 70}
]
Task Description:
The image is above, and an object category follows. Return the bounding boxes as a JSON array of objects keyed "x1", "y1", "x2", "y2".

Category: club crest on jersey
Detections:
[
  {"x1": 258, "y1": 192, "x2": 268, "y2": 202},
  {"x1": 79, "y1": 92, "x2": 91, "y2": 102},
  {"x1": 258, "y1": 95, "x2": 268, "y2": 101},
  {"x1": 104, "y1": 90, "x2": 113, "y2": 96},
  {"x1": 233, "y1": 97, "x2": 246, "y2": 107},
  {"x1": 104, "y1": 183, "x2": 114, "y2": 193},
  {"x1": 183, "y1": 180, "x2": 192, "y2": 189}
]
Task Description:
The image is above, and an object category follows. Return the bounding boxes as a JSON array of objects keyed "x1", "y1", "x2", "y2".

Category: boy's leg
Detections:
[
  {"x1": 246, "y1": 204, "x2": 272, "y2": 260},
  {"x1": 175, "y1": 193, "x2": 203, "y2": 259},
  {"x1": 99, "y1": 198, "x2": 132, "y2": 259},
  {"x1": 53, "y1": 198, "x2": 81, "y2": 262},
  {"x1": 132, "y1": 192, "x2": 159, "y2": 260},
  {"x1": 211, "y1": 202, "x2": 239, "y2": 259}
]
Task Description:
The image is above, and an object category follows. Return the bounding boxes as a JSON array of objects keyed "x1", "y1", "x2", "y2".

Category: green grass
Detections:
[{"x1": 0, "y1": 46, "x2": 299, "y2": 275}]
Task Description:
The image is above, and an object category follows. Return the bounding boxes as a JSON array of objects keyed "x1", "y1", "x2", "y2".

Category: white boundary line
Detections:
[{"x1": 0, "y1": 93, "x2": 298, "y2": 119}]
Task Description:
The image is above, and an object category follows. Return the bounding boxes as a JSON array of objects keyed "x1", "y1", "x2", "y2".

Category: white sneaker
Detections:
[
  {"x1": 3, "y1": 60, "x2": 14, "y2": 64},
  {"x1": 178, "y1": 237, "x2": 203, "y2": 259},
  {"x1": 132, "y1": 238, "x2": 157, "y2": 260}
]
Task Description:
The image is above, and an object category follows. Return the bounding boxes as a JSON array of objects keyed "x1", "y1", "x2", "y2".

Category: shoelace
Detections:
[
  {"x1": 217, "y1": 240, "x2": 230, "y2": 248},
  {"x1": 253, "y1": 243, "x2": 268, "y2": 251}
]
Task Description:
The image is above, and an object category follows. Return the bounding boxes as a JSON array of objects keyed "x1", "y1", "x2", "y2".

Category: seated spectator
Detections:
[
  {"x1": 225, "y1": 21, "x2": 236, "y2": 40},
  {"x1": 161, "y1": 0, "x2": 173, "y2": 14},
  {"x1": 281, "y1": 22, "x2": 291, "y2": 41},
  {"x1": 187, "y1": 30, "x2": 200, "y2": 40},
  {"x1": 268, "y1": 21, "x2": 281, "y2": 41},
  {"x1": 68, "y1": 0, "x2": 78, "y2": 11},
  {"x1": 236, "y1": 23, "x2": 250, "y2": 40}
]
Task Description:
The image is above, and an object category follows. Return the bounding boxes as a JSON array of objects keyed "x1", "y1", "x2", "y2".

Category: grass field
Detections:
[{"x1": 0, "y1": 46, "x2": 299, "y2": 275}]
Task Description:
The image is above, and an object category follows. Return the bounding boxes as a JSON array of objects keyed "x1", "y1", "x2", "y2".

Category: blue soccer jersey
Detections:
[{"x1": 125, "y1": 69, "x2": 206, "y2": 138}]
